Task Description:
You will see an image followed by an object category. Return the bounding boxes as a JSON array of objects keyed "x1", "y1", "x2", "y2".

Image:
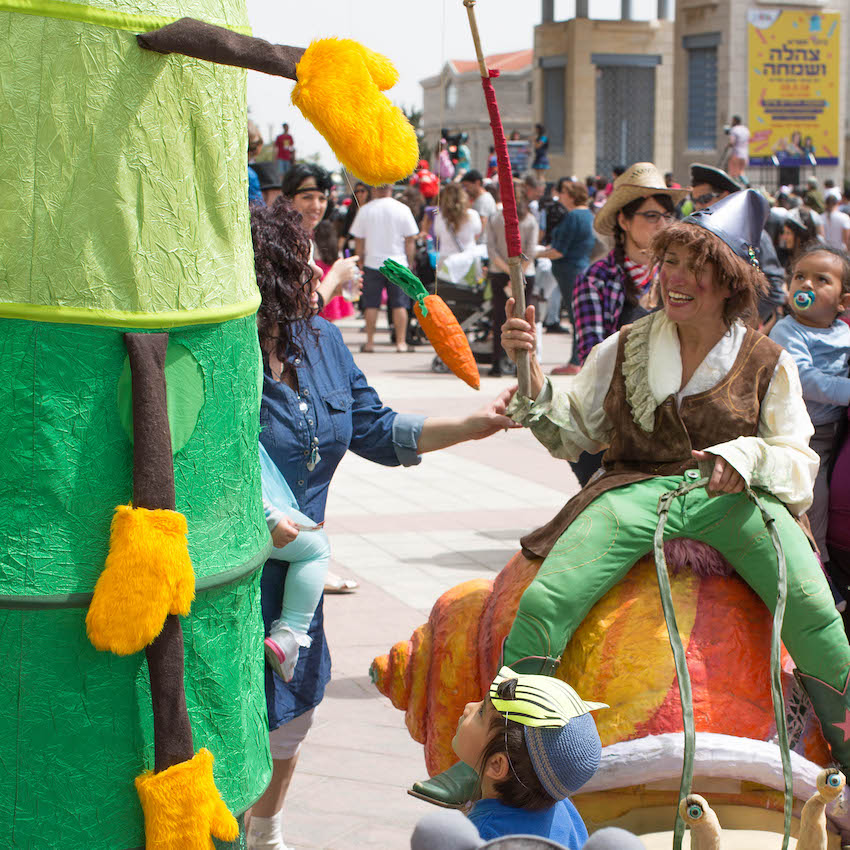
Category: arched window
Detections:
[{"x1": 445, "y1": 82, "x2": 458, "y2": 110}]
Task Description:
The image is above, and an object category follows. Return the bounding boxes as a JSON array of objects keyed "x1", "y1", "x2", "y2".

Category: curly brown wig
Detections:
[
  {"x1": 651, "y1": 221, "x2": 768, "y2": 326},
  {"x1": 250, "y1": 201, "x2": 315, "y2": 374}
]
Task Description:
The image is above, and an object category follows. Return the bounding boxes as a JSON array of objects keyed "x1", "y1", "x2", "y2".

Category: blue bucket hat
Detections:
[{"x1": 489, "y1": 666, "x2": 607, "y2": 799}]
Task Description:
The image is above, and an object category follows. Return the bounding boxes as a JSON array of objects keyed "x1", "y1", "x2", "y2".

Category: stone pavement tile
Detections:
[
  {"x1": 325, "y1": 821, "x2": 421, "y2": 850},
  {"x1": 283, "y1": 808, "x2": 364, "y2": 850},
  {"x1": 307, "y1": 710, "x2": 424, "y2": 758}
]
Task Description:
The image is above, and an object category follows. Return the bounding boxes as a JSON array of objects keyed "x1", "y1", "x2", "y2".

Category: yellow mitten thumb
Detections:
[
  {"x1": 86, "y1": 505, "x2": 195, "y2": 655},
  {"x1": 135, "y1": 749, "x2": 239, "y2": 850},
  {"x1": 292, "y1": 38, "x2": 418, "y2": 186}
]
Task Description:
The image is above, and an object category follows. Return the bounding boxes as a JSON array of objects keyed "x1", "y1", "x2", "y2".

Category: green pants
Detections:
[{"x1": 505, "y1": 474, "x2": 850, "y2": 691}]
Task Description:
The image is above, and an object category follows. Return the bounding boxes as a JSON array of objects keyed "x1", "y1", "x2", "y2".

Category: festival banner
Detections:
[{"x1": 748, "y1": 9, "x2": 840, "y2": 166}]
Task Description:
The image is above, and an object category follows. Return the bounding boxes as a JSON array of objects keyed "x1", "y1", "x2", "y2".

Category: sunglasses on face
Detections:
[
  {"x1": 691, "y1": 192, "x2": 721, "y2": 206},
  {"x1": 633, "y1": 211, "x2": 674, "y2": 224}
]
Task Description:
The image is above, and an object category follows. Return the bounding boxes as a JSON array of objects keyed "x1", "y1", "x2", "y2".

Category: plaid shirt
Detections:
[{"x1": 572, "y1": 250, "x2": 652, "y2": 363}]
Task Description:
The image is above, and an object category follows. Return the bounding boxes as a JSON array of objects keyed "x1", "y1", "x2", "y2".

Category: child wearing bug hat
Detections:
[{"x1": 451, "y1": 666, "x2": 606, "y2": 846}]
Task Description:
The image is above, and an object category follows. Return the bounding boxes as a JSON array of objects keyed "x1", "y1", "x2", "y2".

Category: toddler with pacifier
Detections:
[
  {"x1": 451, "y1": 666, "x2": 606, "y2": 847},
  {"x1": 770, "y1": 244, "x2": 850, "y2": 595}
]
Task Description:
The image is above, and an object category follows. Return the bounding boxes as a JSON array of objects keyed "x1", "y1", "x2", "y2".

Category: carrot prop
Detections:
[{"x1": 380, "y1": 260, "x2": 480, "y2": 390}]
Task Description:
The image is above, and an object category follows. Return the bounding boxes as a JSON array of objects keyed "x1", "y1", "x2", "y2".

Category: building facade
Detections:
[
  {"x1": 673, "y1": 0, "x2": 848, "y2": 188},
  {"x1": 534, "y1": 16, "x2": 675, "y2": 182},
  {"x1": 420, "y1": 50, "x2": 534, "y2": 174}
]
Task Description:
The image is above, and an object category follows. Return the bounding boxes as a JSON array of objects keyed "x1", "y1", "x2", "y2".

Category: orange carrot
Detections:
[{"x1": 380, "y1": 260, "x2": 480, "y2": 390}]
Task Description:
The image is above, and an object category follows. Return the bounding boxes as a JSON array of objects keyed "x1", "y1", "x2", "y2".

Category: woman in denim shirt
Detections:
[{"x1": 249, "y1": 202, "x2": 516, "y2": 850}]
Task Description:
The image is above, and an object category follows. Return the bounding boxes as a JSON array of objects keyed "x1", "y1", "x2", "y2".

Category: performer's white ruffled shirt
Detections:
[{"x1": 510, "y1": 311, "x2": 818, "y2": 514}]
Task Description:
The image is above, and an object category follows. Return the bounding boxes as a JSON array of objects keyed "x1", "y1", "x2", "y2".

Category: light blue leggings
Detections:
[
  {"x1": 268, "y1": 510, "x2": 331, "y2": 634},
  {"x1": 260, "y1": 442, "x2": 331, "y2": 634}
]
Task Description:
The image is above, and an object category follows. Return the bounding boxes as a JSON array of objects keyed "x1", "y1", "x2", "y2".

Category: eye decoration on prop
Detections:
[
  {"x1": 687, "y1": 803, "x2": 705, "y2": 820},
  {"x1": 794, "y1": 290, "x2": 816, "y2": 311},
  {"x1": 380, "y1": 260, "x2": 480, "y2": 390}
]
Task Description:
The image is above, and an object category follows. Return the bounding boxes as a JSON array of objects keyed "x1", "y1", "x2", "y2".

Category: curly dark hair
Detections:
[
  {"x1": 250, "y1": 201, "x2": 315, "y2": 376},
  {"x1": 651, "y1": 221, "x2": 768, "y2": 326}
]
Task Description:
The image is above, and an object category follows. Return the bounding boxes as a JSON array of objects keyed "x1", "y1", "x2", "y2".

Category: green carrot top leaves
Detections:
[{"x1": 379, "y1": 259, "x2": 429, "y2": 316}]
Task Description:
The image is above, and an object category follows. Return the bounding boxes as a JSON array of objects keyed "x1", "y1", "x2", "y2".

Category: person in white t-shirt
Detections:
[
  {"x1": 726, "y1": 116, "x2": 750, "y2": 179},
  {"x1": 460, "y1": 169, "x2": 497, "y2": 243},
  {"x1": 350, "y1": 184, "x2": 420, "y2": 352},
  {"x1": 822, "y1": 194, "x2": 850, "y2": 250},
  {"x1": 432, "y1": 183, "x2": 483, "y2": 283}
]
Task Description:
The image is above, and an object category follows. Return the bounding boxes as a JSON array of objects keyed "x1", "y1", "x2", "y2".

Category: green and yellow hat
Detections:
[{"x1": 489, "y1": 666, "x2": 607, "y2": 799}]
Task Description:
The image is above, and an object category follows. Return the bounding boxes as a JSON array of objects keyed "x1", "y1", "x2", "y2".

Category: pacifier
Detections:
[{"x1": 793, "y1": 290, "x2": 815, "y2": 311}]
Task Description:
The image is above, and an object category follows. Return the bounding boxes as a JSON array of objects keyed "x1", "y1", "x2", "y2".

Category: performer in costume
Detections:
[
  {"x1": 0, "y1": 4, "x2": 417, "y2": 845},
  {"x1": 411, "y1": 189, "x2": 850, "y2": 808}
]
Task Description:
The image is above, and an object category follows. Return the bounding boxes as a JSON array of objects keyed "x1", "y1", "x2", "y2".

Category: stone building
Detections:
[
  {"x1": 534, "y1": 1, "x2": 675, "y2": 181},
  {"x1": 420, "y1": 50, "x2": 534, "y2": 173}
]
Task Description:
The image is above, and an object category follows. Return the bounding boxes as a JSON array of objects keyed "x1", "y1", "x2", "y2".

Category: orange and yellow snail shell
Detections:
[{"x1": 372, "y1": 550, "x2": 844, "y2": 837}]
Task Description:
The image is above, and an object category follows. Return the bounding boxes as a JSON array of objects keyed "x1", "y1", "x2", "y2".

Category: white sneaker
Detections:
[{"x1": 263, "y1": 623, "x2": 310, "y2": 682}]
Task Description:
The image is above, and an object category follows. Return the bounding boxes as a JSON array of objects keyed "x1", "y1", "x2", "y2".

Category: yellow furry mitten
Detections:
[
  {"x1": 135, "y1": 749, "x2": 238, "y2": 850},
  {"x1": 86, "y1": 505, "x2": 195, "y2": 655},
  {"x1": 292, "y1": 38, "x2": 418, "y2": 186}
]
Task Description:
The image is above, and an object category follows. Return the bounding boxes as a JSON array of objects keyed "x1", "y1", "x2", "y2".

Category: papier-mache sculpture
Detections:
[{"x1": 0, "y1": 1, "x2": 416, "y2": 845}]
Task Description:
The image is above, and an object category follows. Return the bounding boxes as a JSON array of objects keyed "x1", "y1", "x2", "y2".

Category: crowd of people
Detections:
[{"x1": 243, "y1": 117, "x2": 850, "y2": 850}]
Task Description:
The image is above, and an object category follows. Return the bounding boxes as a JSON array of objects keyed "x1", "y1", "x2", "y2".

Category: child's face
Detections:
[
  {"x1": 452, "y1": 697, "x2": 495, "y2": 768},
  {"x1": 789, "y1": 252, "x2": 850, "y2": 328}
]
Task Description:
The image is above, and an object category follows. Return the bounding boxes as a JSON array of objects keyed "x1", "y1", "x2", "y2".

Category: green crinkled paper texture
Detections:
[
  {"x1": 0, "y1": 314, "x2": 267, "y2": 597},
  {"x1": 0, "y1": 12, "x2": 256, "y2": 318},
  {"x1": 54, "y1": 0, "x2": 249, "y2": 27},
  {"x1": 0, "y1": 570, "x2": 271, "y2": 849}
]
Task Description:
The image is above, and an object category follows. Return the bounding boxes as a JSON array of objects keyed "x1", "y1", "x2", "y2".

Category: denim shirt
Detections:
[{"x1": 260, "y1": 316, "x2": 424, "y2": 727}]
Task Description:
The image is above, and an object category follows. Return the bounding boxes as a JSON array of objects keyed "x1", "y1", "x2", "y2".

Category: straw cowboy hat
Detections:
[{"x1": 594, "y1": 162, "x2": 688, "y2": 236}]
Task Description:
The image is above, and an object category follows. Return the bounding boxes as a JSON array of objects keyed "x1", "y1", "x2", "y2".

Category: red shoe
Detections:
[{"x1": 551, "y1": 364, "x2": 581, "y2": 376}]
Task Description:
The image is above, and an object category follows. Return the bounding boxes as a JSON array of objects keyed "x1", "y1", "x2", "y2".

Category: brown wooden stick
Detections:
[
  {"x1": 125, "y1": 332, "x2": 194, "y2": 772},
  {"x1": 138, "y1": 17, "x2": 305, "y2": 80}
]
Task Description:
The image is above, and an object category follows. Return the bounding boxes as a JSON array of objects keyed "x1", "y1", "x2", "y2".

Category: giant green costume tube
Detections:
[{"x1": 0, "y1": 0, "x2": 271, "y2": 845}]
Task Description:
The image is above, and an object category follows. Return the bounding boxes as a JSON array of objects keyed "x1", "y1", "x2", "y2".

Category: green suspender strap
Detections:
[{"x1": 653, "y1": 477, "x2": 792, "y2": 850}]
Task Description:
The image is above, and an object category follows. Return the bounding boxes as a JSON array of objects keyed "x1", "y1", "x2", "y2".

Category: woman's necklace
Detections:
[{"x1": 296, "y1": 391, "x2": 321, "y2": 471}]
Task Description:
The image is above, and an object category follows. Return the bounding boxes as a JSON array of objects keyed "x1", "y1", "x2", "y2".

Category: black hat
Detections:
[
  {"x1": 460, "y1": 169, "x2": 484, "y2": 184},
  {"x1": 684, "y1": 189, "x2": 769, "y2": 266},
  {"x1": 251, "y1": 162, "x2": 282, "y2": 191},
  {"x1": 689, "y1": 163, "x2": 741, "y2": 196}
]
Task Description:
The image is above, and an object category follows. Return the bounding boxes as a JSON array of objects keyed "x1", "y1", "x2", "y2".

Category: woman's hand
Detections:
[
  {"x1": 271, "y1": 517, "x2": 300, "y2": 548},
  {"x1": 501, "y1": 298, "x2": 536, "y2": 364},
  {"x1": 465, "y1": 386, "x2": 522, "y2": 440},
  {"x1": 416, "y1": 387, "x2": 522, "y2": 453},
  {"x1": 502, "y1": 298, "x2": 545, "y2": 399},
  {"x1": 318, "y1": 255, "x2": 361, "y2": 303},
  {"x1": 692, "y1": 450, "x2": 746, "y2": 496}
]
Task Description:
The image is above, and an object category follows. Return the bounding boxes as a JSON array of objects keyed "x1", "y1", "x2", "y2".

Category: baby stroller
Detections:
[{"x1": 407, "y1": 278, "x2": 494, "y2": 373}]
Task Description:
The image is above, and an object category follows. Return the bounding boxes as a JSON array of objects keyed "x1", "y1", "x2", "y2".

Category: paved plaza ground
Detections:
[{"x1": 278, "y1": 313, "x2": 580, "y2": 849}]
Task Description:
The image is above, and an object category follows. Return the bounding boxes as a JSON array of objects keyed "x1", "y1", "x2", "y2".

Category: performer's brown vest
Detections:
[{"x1": 521, "y1": 323, "x2": 785, "y2": 560}]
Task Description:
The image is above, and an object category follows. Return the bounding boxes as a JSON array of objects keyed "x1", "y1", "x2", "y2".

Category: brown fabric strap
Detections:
[
  {"x1": 145, "y1": 616, "x2": 195, "y2": 771},
  {"x1": 124, "y1": 333, "x2": 175, "y2": 512},
  {"x1": 137, "y1": 17, "x2": 305, "y2": 80},
  {"x1": 124, "y1": 333, "x2": 194, "y2": 772}
]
